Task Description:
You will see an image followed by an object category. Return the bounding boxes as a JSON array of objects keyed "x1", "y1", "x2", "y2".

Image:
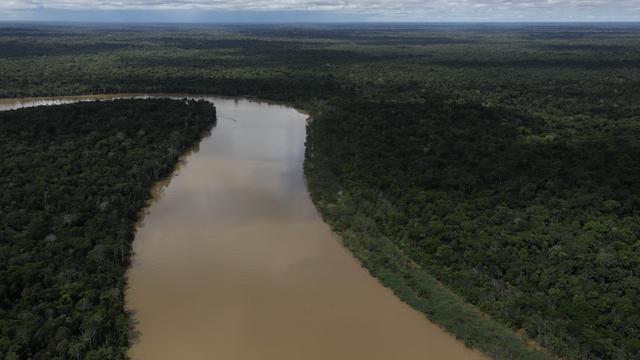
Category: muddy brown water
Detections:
[{"x1": 0, "y1": 95, "x2": 487, "y2": 360}]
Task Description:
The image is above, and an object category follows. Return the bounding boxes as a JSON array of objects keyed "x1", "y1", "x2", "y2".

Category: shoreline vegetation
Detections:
[
  {"x1": 304, "y1": 104, "x2": 556, "y2": 360},
  {"x1": 2, "y1": 23, "x2": 640, "y2": 360},
  {"x1": 0, "y1": 99, "x2": 217, "y2": 359},
  {"x1": 305, "y1": 189, "x2": 555, "y2": 360},
  {"x1": 0, "y1": 94, "x2": 553, "y2": 360}
]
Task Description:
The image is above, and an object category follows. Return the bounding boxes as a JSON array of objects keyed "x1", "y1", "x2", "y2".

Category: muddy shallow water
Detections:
[{"x1": 1, "y1": 95, "x2": 486, "y2": 360}]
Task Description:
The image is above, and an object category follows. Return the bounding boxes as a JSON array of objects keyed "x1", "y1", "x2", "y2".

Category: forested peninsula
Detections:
[
  {"x1": 1, "y1": 23, "x2": 639, "y2": 360},
  {"x1": 0, "y1": 99, "x2": 217, "y2": 359}
]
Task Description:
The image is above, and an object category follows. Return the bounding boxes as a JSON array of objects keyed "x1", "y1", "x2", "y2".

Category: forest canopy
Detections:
[
  {"x1": 0, "y1": 99, "x2": 216, "y2": 359},
  {"x1": 305, "y1": 99, "x2": 640, "y2": 360},
  {"x1": 1, "y1": 23, "x2": 640, "y2": 360}
]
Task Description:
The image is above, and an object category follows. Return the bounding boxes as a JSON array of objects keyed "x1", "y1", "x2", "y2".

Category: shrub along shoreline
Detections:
[{"x1": 305, "y1": 188, "x2": 555, "y2": 360}]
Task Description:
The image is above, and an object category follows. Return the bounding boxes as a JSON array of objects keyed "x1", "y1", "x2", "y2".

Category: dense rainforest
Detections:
[
  {"x1": 0, "y1": 99, "x2": 217, "y2": 359},
  {"x1": 1, "y1": 23, "x2": 640, "y2": 360},
  {"x1": 305, "y1": 100, "x2": 640, "y2": 360}
]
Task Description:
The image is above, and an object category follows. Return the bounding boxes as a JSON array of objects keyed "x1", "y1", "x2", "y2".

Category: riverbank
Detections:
[
  {"x1": 125, "y1": 96, "x2": 487, "y2": 360},
  {"x1": 303, "y1": 187, "x2": 556, "y2": 360},
  {"x1": 304, "y1": 105, "x2": 558, "y2": 360},
  {"x1": 1, "y1": 94, "x2": 552, "y2": 360}
]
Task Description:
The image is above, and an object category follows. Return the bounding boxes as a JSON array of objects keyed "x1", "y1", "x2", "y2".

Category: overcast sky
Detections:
[{"x1": 1, "y1": 0, "x2": 640, "y2": 22}]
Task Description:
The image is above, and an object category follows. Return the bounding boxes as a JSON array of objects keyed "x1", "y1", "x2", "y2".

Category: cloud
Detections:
[{"x1": 1, "y1": 0, "x2": 639, "y2": 21}]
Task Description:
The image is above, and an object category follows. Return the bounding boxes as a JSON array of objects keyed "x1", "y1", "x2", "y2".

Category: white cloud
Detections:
[{"x1": 1, "y1": 0, "x2": 639, "y2": 20}]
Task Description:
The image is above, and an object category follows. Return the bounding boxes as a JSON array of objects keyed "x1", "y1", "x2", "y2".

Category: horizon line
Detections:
[{"x1": 2, "y1": 20, "x2": 640, "y2": 25}]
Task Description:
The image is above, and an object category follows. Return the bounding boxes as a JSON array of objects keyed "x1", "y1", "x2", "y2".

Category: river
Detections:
[{"x1": 0, "y1": 95, "x2": 486, "y2": 360}]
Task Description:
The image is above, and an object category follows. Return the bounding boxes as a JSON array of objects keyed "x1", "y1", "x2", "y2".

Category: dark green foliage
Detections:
[
  {"x1": 0, "y1": 99, "x2": 216, "y2": 359},
  {"x1": 305, "y1": 100, "x2": 640, "y2": 360}
]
